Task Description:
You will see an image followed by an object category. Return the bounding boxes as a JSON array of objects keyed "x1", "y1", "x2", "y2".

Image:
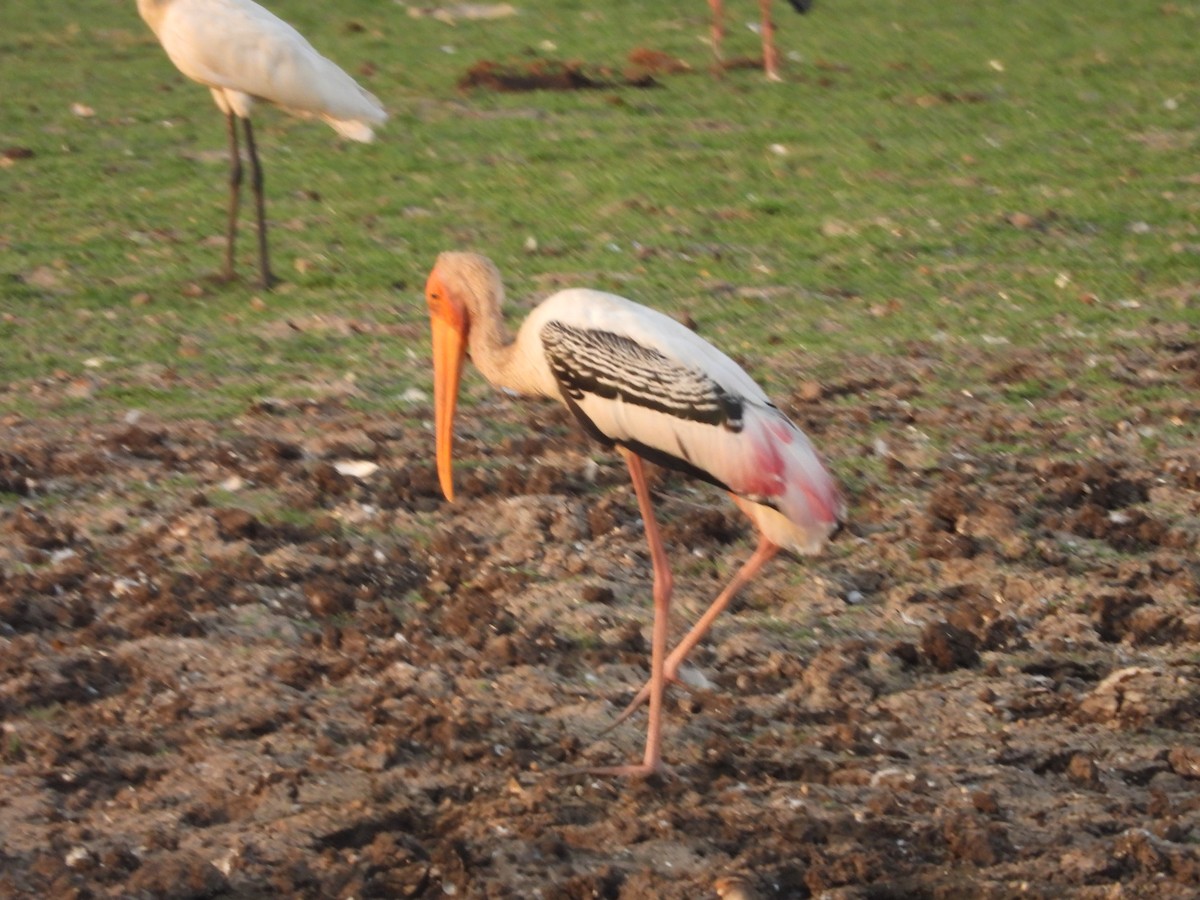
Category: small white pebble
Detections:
[{"x1": 333, "y1": 460, "x2": 379, "y2": 479}]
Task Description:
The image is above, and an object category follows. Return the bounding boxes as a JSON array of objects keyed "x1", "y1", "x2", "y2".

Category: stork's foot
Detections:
[
  {"x1": 602, "y1": 669, "x2": 706, "y2": 735},
  {"x1": 602, "y1": 683, "x2": 654, "y2": 734}
]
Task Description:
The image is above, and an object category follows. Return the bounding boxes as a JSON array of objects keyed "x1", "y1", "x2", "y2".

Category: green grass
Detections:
[{"x1": 1, "y1": 0, "x2": 1198, "y2": 420}]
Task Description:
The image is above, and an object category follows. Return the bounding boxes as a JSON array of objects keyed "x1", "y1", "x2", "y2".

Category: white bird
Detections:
[
  {"x1": 137, "y1": 0, "x2": 387, "y2": 288},
  {"x1": 426, "y1": 251, "x2": 843, "y2": 777},
  {"x1": 709, "y1": 0, "x2": 812, "y2": 82}
]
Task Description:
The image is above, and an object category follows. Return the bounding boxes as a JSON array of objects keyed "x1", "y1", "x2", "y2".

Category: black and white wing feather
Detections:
[
  {"x1": 521, "y1": 289, "x2": 838, "y2": 538},
  {"x1": 542, "y1": 322, "x2": 745, "y2": 431}
]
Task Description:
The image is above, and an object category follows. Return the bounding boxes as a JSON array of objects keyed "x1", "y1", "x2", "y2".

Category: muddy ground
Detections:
[{"x1": 1, "y1": 328, "x2": 1198, "y2": 899}]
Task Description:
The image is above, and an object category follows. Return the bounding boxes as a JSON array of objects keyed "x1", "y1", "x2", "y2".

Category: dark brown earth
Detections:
[
  {"x1": 1, "y1": 330, "x2": 1199, "y2": 898},
  {"x1": 458, "y1": 58, "x2": 661, "y2": 93}
]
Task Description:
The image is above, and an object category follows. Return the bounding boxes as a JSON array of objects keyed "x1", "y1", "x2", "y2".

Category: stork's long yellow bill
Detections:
[{"x1": 427, "y1": 271, "x2": 467, "y2": 503}]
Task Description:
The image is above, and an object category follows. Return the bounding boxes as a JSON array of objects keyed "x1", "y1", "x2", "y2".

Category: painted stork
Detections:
[
  {"x1": 137, "y1": 0, "x2": 387, "y2": 288},
  {"x1": 426, "y1": 252, "x2": 843, "y2": 777},
  {"x1": 710, "y1": 0, "x2": 813, "y2": 81}
]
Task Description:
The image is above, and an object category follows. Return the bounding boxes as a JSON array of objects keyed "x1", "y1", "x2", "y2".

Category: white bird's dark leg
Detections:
[
  {"x1": 606, "y1": 529, "x2": 779, "y2": 730},
  {"x1": 760, "y1": 0, "x2": 782, "y2": 81},
  {"x1": 708, "y1": 0, "x2": 725, "y2": 75},
  {"x1": 241, "y1": 118, "x2": 276, "y2": 289},
  {"x1": 222, "y1": 111, "x2": 242, "y2": 282},
  {"x1": 587, "y1": 448, "x2": 674, "y2": 777}
]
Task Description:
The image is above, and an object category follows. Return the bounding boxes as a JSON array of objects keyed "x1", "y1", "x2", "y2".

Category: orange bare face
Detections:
[{"x1": 425, "y1": 266, "x2": 468, "y2": 503}]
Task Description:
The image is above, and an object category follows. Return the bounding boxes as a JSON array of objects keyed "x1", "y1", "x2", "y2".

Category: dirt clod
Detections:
[{"x1": 920, "y1": 620, "x2": 980, "y2": 671}]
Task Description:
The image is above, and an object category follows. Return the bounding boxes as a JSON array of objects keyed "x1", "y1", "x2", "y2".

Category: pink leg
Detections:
[
  {"x1": 760, "y1": 0, "x2": 782, "y2": 81},
  {"x1": 709, "y1": 0, "x2": 725, "y2": 74},
  {"x1": 607, "y1": 530, "x2": 779, "y2": 730},
  {"x1": 586, "y1": 448, "x2": 674, "y2": 777}
]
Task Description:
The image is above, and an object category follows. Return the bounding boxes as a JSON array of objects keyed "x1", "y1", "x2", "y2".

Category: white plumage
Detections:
[
  {"x1": 139, "y1": 0, "x2": 385, "y2": 140},
  {"x1": 137, "y1": 0, "x2": 387, "y2": 286},
  {"x1": 425, "y1": 252, "x2": 843, "y2": 777}
]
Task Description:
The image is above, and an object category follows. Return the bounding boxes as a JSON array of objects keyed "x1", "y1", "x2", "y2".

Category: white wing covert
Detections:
[{"x1": 155, "y1": 0, "x2": 385, "y2": 134}]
